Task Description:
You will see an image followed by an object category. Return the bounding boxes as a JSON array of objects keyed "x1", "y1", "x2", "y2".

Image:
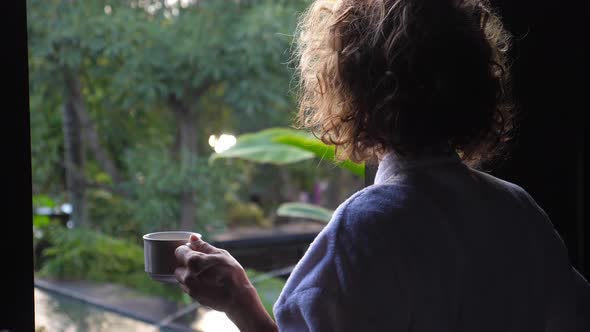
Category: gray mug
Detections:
[{"x1": 143, "y1": 231, "x2": 201, "y2": 283}]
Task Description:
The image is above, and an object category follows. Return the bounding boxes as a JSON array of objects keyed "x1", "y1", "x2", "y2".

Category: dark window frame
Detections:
[
  {"x1": 2, "y1": 1, "x2": 34, "y2": 331},
  {"x1": 4, "y1": 0, "x2": 585, "y2": 330}
]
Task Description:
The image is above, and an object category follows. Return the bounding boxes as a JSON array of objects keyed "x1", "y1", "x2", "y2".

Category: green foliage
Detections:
[
  {"x1": 123, "y1": 146, "x2": 241, "y2": 236},
  {"x1": 86, "y1": 189, "x2": 141, "y2": 244},
  {"x1": 33, "y1": 215, "x2": 51, "y2": 229},
  {"x1": 39, "y1": 226, "x2": 142, "y2": 280},
  {"x1": 246, "y1": 269, "x2": 287, "y2": 319},
  {"x1": 33, "y1": 220, "x2": 62, "y2": 271},
  {"x1": 276, "y1": 202, "x2": 334, "y2": 224},
  {"x1": 33, "y1": 194, "x2": 61, "y2": 268},
  {"x1": 38, "y1": 225, "x2": 183, "y2": 302},
  {"x1": 34, "y1": 222, "x2": 289, "y2": 307},
  {"x1": 210, "y1": 128, "x2": 315, "y2": 165},
  {"x1": 36, "y1": 224, "x2": 287, "y2": 306},
  {"x1": 33, "y1": 194, "x2": 57, "y2": 209},
  {"x1": 27, "y1": 0, "x2": 309, "y2": 232},
  {"x1": 32, "y1": 194, "x2": 57, "y2": 230},
  {"x1": 212, "y1": 127, "x2": 367, "y2": 223},
  {"x1": 226, "y1": 199, "x2": 271, "y2": 228},
  {"x1": 28, "y1": 0, "x2": 315, "y2": 307},
  {"x1": 29, "y1": 88, "x2": 64, "y2": 195},
  {"x1": 211, "y1": 127, "x2": 365, "y2": 177},
  {"x1": 275, "y1": 135, "x2": 366, "y2": 177}
]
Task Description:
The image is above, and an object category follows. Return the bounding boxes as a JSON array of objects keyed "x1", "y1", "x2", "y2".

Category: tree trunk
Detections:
[
  {"x1": 279, "y1": 168, "x2": 299, "y2": 203},
  {"x1": 62, "y1": 70, "x2": 87, "y2": 227},
  {"x1": 171, "y1": 97, "x2": 199, "y2": 231},
  {"x1": 66, "y1": 75, "x2": 122, "y2": 185}
]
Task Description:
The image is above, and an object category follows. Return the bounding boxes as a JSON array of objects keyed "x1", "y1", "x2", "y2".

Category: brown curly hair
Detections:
[{"x1": 294, "y1": 0, "x2": 514, "y2": 167}]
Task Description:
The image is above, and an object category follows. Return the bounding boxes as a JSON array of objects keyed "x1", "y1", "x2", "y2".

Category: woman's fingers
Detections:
[
  {"x1": 179, "y1": 282, "x2": 191, "y2": 295},
  {"x1": 175, "y1": 244, "x2": 193, "y2": 266},
  {"x1": 175, "y1": 244, "x2": 207, "y2": 267},
  {"x1": 188, "y1": 236, "x2": 218, "y2": 254},
  {"x1": 175, "y1": 244, "x2": 219, "y2": 275},
  {"x1": 175, "y1": 266, "x2": 188, "y2": 284},
  {"x1": 177, "y1": 275, "x2": 198, "y2": 298},
  {"x1": 186, "y1": 251, "x2": 217, "y2": 275},
  {"x1": 175, "y1": 266, "x2": 205, "y2": 300}
]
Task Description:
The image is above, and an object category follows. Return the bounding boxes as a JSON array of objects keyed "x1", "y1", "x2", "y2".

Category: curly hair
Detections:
[{"x1": 294, "y1": 0, "x2": 514, "y2": 167}]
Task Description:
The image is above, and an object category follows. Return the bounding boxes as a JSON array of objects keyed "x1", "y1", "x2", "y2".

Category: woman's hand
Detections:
[
  {"x1": 174, "y1": 234, "x2": 278, "y2": 332},
  {"x1": 174, "y1": 234, "x2": 250, "y2": 312}
]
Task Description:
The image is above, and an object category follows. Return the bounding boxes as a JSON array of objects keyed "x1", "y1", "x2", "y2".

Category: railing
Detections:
[
  {"x1": 211, "y1": 232, "x2": 318, "y2": 275},
  {"x1": 154, "y1": 264, "x2": 297, "y2": 330}
]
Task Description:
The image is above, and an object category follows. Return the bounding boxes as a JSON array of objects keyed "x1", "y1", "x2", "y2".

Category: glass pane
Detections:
[{"x1": 28, "y1": 0, "x2": 364, "y2": 330}]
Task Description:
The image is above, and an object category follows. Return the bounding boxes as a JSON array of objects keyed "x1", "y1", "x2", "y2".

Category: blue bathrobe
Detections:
[{"x1": 273, "y1": 150, "x2": 589, "y2": 331}]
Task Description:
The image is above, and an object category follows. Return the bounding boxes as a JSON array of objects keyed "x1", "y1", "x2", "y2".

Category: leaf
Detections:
[
  {"x1": 274, "y1": 135, "x2": 365, "y2": 178},
  {"x1": 94, "y1": 172, "x2": 112, "y2": 185},
  {"x1": 210, "y1": 127, "x2": 365, "y2": 177},
  {"x1": 33, "y1": 194, "x2": 56, "y2": 208},
  {"x1": 210, "y1": 145, "x2": 314, "y2": 165},
  {"x1": 33, "y1": 215, "x2": 51, "y2": 228},
  {"x1": 276, "y1": 202, "x2": 334, "y2": 224},
  {"x1": 209, "y1": 127, "x2": 315, "y2": 165}
]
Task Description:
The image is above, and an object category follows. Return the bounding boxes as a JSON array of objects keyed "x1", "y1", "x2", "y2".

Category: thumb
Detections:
[{"x1": 188, "y1": 233, "x2": 217, "y2": 254}]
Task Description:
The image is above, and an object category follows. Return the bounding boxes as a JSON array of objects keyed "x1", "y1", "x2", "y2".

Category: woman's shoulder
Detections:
[
  {"x1": 468, "y1": 168, "x2": 548, "y2": 215},
  {"x1": 337, "y1": 181, "x2": 417, "y2": 214},
  {"x1": 328, "y1": 182, "x2": 422, "y2": 239}
]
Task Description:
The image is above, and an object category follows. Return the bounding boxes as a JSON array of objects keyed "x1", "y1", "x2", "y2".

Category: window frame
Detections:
[{"x1": 1, "y1": 1, "x2": 35, "y2": 331}]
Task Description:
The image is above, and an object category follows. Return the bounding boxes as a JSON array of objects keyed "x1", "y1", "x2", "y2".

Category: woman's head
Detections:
[{"x1": 294, "y1": 0, "x2": 514, "y2": 166}]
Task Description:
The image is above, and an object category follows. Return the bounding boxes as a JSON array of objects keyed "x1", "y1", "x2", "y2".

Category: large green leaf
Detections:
[
  {"x1": 276, "y1": 202, "x2": 334, "y2": 224},
  {"x1": 274, "y1": 134, "x2": 365, "y2": 177},
  {"x1": 209, "y1": 128, "x2": 315, "y2": 165},
  {"x1": 210, "y1": 127, "x2": 365, "y2": 178}
]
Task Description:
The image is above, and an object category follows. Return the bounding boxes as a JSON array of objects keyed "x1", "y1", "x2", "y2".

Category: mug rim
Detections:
[{"x1": 143, "y1": 231, "x2": 201, "y2": 241}]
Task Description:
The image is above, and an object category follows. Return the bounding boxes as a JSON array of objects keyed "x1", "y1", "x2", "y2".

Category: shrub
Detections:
[
  {"x1": 36, "y1": 225, "x2": 287, "y2": 314},
  {"x1": 123, "y1": 146, "x2": 237, "y2": 237},
  {"x1": 38, "y1": 226, "x2": 183, "y2": 302},
  {"x1": 226, "y1": 199, "x2": 271, "y2": 228},
  {"x1": 86, "y1": 189, "x2": 142, "y2": 245}
]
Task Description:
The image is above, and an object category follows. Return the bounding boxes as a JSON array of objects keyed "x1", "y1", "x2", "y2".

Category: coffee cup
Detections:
[{"x1": 143, "y1": 231, "x2": 201, "y2": 283}]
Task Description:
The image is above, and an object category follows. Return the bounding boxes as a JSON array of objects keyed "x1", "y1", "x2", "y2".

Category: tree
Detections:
[
  {"x1": 28, "y1": 0, "x2": 113, "y2": 226},
  {"x1": 27, "y1": 0, "x2": 307, "y2": 232}
]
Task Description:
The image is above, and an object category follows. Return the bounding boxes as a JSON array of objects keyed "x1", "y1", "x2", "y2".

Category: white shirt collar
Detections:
[{"x1": 374, "y1": 148, "x2": 463, "y2": 185}]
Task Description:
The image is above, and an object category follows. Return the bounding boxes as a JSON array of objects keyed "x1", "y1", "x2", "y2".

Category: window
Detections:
[{"x1": 28, "y1": 1, "x2": 364, "y2": 330}]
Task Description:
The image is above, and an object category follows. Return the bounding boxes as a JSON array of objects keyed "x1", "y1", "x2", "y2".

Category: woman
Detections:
[{"x1": 174, "y1": 0, "x2": 589, "y2": 331}]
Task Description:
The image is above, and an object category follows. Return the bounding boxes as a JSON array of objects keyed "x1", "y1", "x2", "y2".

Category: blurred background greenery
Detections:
[{"x1": 28, "y1": 0, "x2": 363, "y2": 324}]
